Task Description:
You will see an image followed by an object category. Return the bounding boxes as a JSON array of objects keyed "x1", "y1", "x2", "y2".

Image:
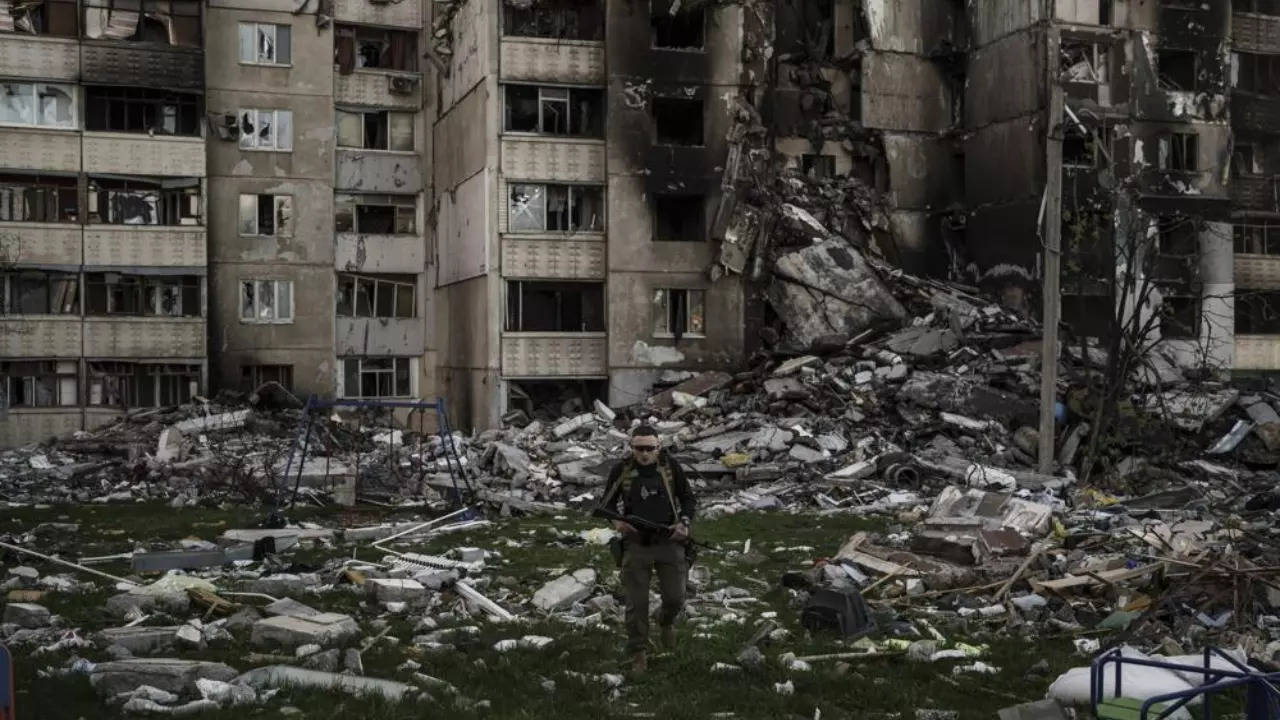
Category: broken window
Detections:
[
  {"x1": 239, "y1": 279, "x2": 293, "y2": 323},
  {"x1": 238, "y1": 108, "x2": 293, "y2": 151},
  {"x1": 652, "y1": 288, "x2": 706, "y2": 339},
  {"x1": 0, "y1": 0, "x2": 78, "y2": 37},
  {"x1": 505, "y1": 280, "x2": 605, "y2": 332},
  {"x1": 82, "y1": 0, "x2": 201, "y2": 47},
  {"x1": 1160, "y1": 292, "x2": 1200, "y2": 339},
  {"x1": 502, "y1": 0, "x2": 603, "y2": 41},
  {"x1": 507, "y1": 183, "x2": 603, "y2": 233},
  {"x1": 85, "y1": 86, "x2": 200, "y2": 136},
  {"x1": 1, "y1": 271, "x2": 79, "y2": 314},
  {"x1": 334, "y1": 193, "x2": 416, "y2": 234},
  {"x1": 1157, "y1": 132, "x2": 1198, "y2": 172},
  {"x1": 1233, "y1": 143, "x2": 1259, "y2": 176},
  {"x1": 241, "y1": 364, "x2": 293, "y2": 392},
  {"x1": 1157, "y1": 49, "x2": 1198, "y2": 91},
  {"x1": 132, "y1": 364, "x2": 200, "y2": 407},
  {"x1": 801, "y1": 154, "x2": 836, "y2": 179},
  {"x1": 336, "y1": 273, "x2": 415, "y2": 319},
  {"x1": 1156, "y1": 215, "x2": 1198, "y2": 256},
  {"x1": 238, "y1": 194, "x2": 293, "y2": 237},
  {"x1": 84, "y1": 273, "x2": 200, "y2": 317},
  {"x1": 651, "y1": 0, "x2": 704, "y2": 49},
  {"x1": 503, "y1": 84, "x2": 605, "y2": 137},
  {"x1": 653, "y1": 97, "x2": 703, "y2": 146},
  {"x1": 336, "y1": 109, "x2": 414, "y2": 151},
  {"x1": 1061, "y1": 41, "x2": 1110, "y2": 84},
  {"x1": 1064, "y1": 124, "x2": 1111, "y2": 168},
  {"x1": 238, "y1": 22, "x2": 291, "y2": 65},
  {"x1": 0, "y1": 361, "x2": 78, "y2": 408},
  {"x1": 0, "y1": 82, "x2": 76, "y2": 129},
  {"x1": 341, "y1": 357, "x2": 411, "y2": 398},
  {"x1": 776, "y1": 0, "x2": 833, "y2": 58},
  {"x1": 87, "y1": 176, "x2": 200, "y2": 225},
  {"x1": 1234, "y1": 221, "x2": 1280, "y2": 255},
  {"x1": 0, "y1": 172, "x2": 78, "y2": 222},
  {"x1": 653, "y1": 194, "x2": 704, "y2": 242},
  {"x1": 1235, "y1": 52, "x2": 1280, "y2": 94},
  {"x1": 334, "y1": 24, "x2": 417, "y2": 74},
  {"x1": 1237, "y1": 291, "x2": 1280, "y2": 334}
]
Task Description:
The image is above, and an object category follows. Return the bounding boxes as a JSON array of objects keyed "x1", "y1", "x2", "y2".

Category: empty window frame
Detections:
[
  {"x1": 239, "y1": 279, "x2": 293, "y2": 323},
  {"x1": 238, "y1": 194, "x2": 293, "y2": 236},
  {"x1": 239, "y1": 22, "x2": 290, "y2": 65},
  {"x1": 1, "y1": 271, "x2": 79, "y2": 314},
  {"x1": 87, "y1": 362, "x2": 199, "y2": 407},
  {"x1": 1061, "y1": 41, "x2": 1110, "y2": 84},
  {"x1": 334, "y1": 194, "x2": 416, "y2": 234},
  {"x1": 503, "y1": 85, "x2": 604, "y2": 137},
  {"x1": 1236, "y1": 291, "x2": 1280, "y2": 334},
  {"x1": 651, "y1": 1, "x2": 704, "y2": 49},
  {"x1": 336, "y1": 273, "x2": 416, "y2": 318},
  {"x1": 505, "y1": 280, "x2": 605, "y2": 332},
  {"x1": 652, "y1": 288, "x2": 705, "y2": 338},
  {"x1": 85, "y1": 86, "x2": 201, "y2": 136},
  {"x1": 0, "y1": 82, "x2": 76, "y2": 129},
  {"x1": 776, "y1": 0, "x2": 833, "y2": 58},
  {"x1": 87, "y1": 176, "x2": 200, "y2": 226},
  {"x1": 336, "y1": 109, "x2": 413, "y2": 151},
  {"x1": 508, "y1": 183, "x2": 604, "y2": 233},
  {"x1": 1234, "y1": 221, "x2": 1280, "y2": 255},
  {"x1": 1161, "y1": 293, "x2": 1200, "y2": 339},
  {"x1": 334, "y1": 25, "x2": 417, "y2": 74},
  {"x1": 1233, "y1": 142, "x2": 1259, "y2": 176},
  {"x1": 1155, "y1": 215, "x2": 1198, "y2": 256},
  {"x1": 801, "y1": 154, "x2": 836, "y2": 179},
  {"x1": 241, "y1": 364, "x2": 293, "y2": 391},
  {"x1": 652, "y1": 194, "x2": 705, "y2": 242},
  {"x1": 84, "y1": 273, "x2": 200, "y2": 317},
  {"x1": 501, "y1": 0, "x2": 603, "y2": 41},
  {"x1": 1157, "y1": 49, "x2": 1198, "y2": 91},
  {"x1": 0, "y1": 172, "x2": 78, "y2": 222},
  {"x1": 0, "y1": 361, "x2": 78, "y2": 408},
  {"x1": 0, "y1": 0, "x2": 78, "y2": 37},
  {"x1": 1158, "y1": 133, "x2": 1198, "y2": 172},
  {"x1": 238, "y1": 109, "x2": 293, "y2": 151},
  {"x1": 341, "y1": 357, "x2": 411, "y2": 398},
  {"x1": 1063, "y1": 125, "x2": 1112, "y2": 168},
  {"x1": 1236, "y1": 52, "x2": 1280, "y2": 95},
  {"x1": 82, "y1": 0, "x2": 201, "y2": 47},
  {"x1": 653, "y1": 97, "x2": 703, "y2": 146}
]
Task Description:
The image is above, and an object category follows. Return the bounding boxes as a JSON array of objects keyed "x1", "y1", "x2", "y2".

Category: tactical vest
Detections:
[{"x1": 603, "y1": 454, "x2": 679, "y2": 520}]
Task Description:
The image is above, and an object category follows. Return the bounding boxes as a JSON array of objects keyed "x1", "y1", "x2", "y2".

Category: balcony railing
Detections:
[{"x1": 501, "y1": 332, "x2": 607, "y2": 377}]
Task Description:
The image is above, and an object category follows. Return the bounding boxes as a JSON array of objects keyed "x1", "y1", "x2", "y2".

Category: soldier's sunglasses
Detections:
[{"x1": 631, "y1": 444, "x2": 658, "y2": 452}]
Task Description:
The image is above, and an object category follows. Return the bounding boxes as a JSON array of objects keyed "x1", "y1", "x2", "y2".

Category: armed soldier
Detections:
[{"x1": 597, "y1": 425, "x2": 696, "y2": 674}]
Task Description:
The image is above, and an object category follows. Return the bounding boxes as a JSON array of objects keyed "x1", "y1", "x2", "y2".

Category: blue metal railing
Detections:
[{"x1": 1090, "y1": 646, "x2": 1280, "y2": 720}]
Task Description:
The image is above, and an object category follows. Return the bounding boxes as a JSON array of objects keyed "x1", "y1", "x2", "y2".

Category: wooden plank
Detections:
[
  {"x1": 837, "y1": 549, "x2": 920, "y2": 578},
  {"x1": 1030, "y1": 564, "x2": 1161, "y2": 594}
]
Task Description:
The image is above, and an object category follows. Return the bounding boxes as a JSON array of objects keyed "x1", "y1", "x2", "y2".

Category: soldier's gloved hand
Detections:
[
  {"x1": 613, "y1": 519, "x2": 638, "y2": 536},
  {"x1": 670, "y1": 522, "x2": 689, "y2": 542}
]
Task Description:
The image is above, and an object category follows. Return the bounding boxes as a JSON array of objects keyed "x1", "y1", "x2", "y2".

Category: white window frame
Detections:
[
  {"x1": 652, "y1": 288, "x2": 707, "y2": 338},
  {"x1": 334, "y1": 193, "x2": 417, "y2": 234},
  {"x1": 336, "y1": 108, "x2": 415, "y2": 151},
  {"x1": 507, "y1": 182, "x2": 605, "y2": 233},
  {"x1": 336, "y1": 273, "x2": 416, "y2": 319},
  {"x1": 339, "y1": 356, "x2": 414, "y2": 399},
  {"x1": 0, "y1": 82, "x2": 78, "y2": 130},
  {"x1": 238, "y1": 22, "x2": 291, "y2": 66},
  {"x1": 238, "y1": 108, "x2": 293, "y2": 151},
  {"x1": 238, "y1": 194, "x2": 294, "y2": 237},
  {"x1": 239, "y1": 279, "x2": 294, "y2": 324},
  {"x1": 0, "y1": 360, "x2": 79, "y2": 408}
]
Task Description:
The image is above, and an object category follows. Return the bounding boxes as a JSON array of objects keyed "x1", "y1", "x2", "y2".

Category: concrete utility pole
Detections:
[{"x1": 1039, "y1": 32, "x2": 1065, "y2": 474}]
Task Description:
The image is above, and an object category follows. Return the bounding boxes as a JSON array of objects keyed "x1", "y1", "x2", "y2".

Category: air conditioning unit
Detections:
[
  {"x1": 388, "y1": 75, "x2": 419, "y2": 94},
  {"x1": 208, "y1": 113, "x2": 240, "y2": 141}
]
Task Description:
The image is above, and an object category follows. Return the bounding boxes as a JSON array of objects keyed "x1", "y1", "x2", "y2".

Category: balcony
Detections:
[
  {"x1": 82, "y1": 133, "x2": 206, "y2": 177},
  {"x1": 1235, "y1": 254, "x2": 1280, "y2": 290},
  {"x1": 1233, "y1": 91, "x2": 1280, "y2": 134},
  {"x1": 0, "y1": 222, "x2": 81, "y2": 266},
  {"x1": 501, "y1": 237, "x2": 606, "y2": 280},
  {"x1": 335, "y1": 317, "x2": 424, "y2": 356},
  {"x1": 84, "y1": 225, "x2": 207, "y2": 269},
  {"x1": 1231, "y1": 175, "x2": 1280, "y2": 212},
  {"x1": 80, "y1": 41, "x2": 203, "y2": 90},
  {"x1": 501, "y1": 332, "x2": 607, "y2": 377},
  {"x1": 0, "y1": 128, "x2": 80, "y2": 172},
  {"x1": 499, "y1": 37, "x2": 605, "y2": 85},
  {"x1": 335, "y1": 233, "x2": 424, "y2": 274},
  {"x1": 83, "y1": 317, "x2": 205, "y2": 358},
  {"x1": 501, "y1": 137, "x2": 606, "y2": 183},
  {"x1": 0, "y1": 36, "x2": 79, "y2": 81},
  {"x1": 1233, "y1": 12, "x2": 1280, "y2": 54},
  {"x1": 0, "y1": 409, "x2": 84, "y2": 447},
  {"x1": 333, "y1": 0, "x2": 421, "y2": 28},
  {"x1": 0, "y1": 316, "x2": 82, "y2": 356},
  {"x1": 335, "y1": 151, "x2": 423, "y2": 193},
  {"x1": 335, "y1": 70, "x2": 422, "y2": 110},
  {"x1": 1236, "y1": 335, "x2": 1280, "y2": 370}
]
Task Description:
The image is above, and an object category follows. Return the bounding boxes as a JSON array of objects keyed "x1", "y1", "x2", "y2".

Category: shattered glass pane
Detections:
[
  {"x1": 36, "y1": 85, "x2": 74, "y2": 127},
  {"x1": 509, "y1": 184, "x2": 545, "y2": 232},
  {"x1": 257, "y1": 110, "x2": 274, "y2": 147},
  {"x1": 239, "y1": 110, "x2": 255, "y2": 149},
  {"x1": 257, "y1": 280, "x2": 275, "y2": 320},
  {"x1": 257, "y1": 24, "x2": 275, "y2": 62},
  {"x1": 0, "y1": 83, "x2": 34, "y2": 125}
]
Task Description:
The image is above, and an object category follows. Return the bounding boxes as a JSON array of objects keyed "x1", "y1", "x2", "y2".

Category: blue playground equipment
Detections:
[
  {"x1": 1091, "y1": 646, "x2": 1280, "y2": 720},
  {"x1": 0, "y1": 642, "x2": 13, "y2": 720}
]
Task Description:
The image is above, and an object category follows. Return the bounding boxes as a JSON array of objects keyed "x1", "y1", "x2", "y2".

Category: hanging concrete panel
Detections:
[
  {"x1": 335, "y1": 71, "x2": 422, "y2": 110},
  {"x1": 336, "y1": 151, "x2": 423, "y2": 193},
  {"x1": 0, "y1": 318, "x2": 82, "y2": 357},
  {"x1": 335, "y1": 317, "x2": 425, "y2": 356},
  {"x1": 0, "y1": 129, "x2": 80, "y2": 172},
  {"x1": 437, "y1": 169, "x2": 490, "y2": 285},
  {"x1": 500, "y1": 39, "x2": 605, "y2": 84},
  {"x1": 501, "y1": 138, "x2": 606, "y2": 183},
  {"x1": 83, "y1": 133, "x2": 207, "y2": 177},
  {"x1": 442, "y1": 0, "x2": 490, "y2": 109},
  {"x1": 501, "y1": 333, "x2": 607, "y2": 377},
  {"x1": 84, "y1": 227, "x2": 207, "y2": 269},
  {"x1": 0, "y1": 36, "x2": 79, "y2": 81},
  {"x1": 501, "y1": 238, "x2": 606, "y2": 280},
  {"x1": 861, "y1": 53, "x2": 952, "y2": 133},
  {"x1": 81, "y1": 44, "x2": 203, "y2": 89},
  {"x1": 84, "y1": 318, "x2": 206, "y2": 357},
  {"x1": 0, "y1": 411, "x2": 83, "y2": 447},
  {"x1": 334, "y1": 0, "x2": 421, "y2": 27},
  {"x1": 0, "y1": 223, "x2": 81, "y2": 266},
  {"x1": 335, "y1": 233, "x2": 425, "y2": 273}
]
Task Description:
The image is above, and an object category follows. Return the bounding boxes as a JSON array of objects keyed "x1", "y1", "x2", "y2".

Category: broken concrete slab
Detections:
[
  {"x1": 367, "y1": 578, "x2": 427, "y2": 603},
  {"x1": 883, "y1": 326, "x2": 959, "y2": 357},
  {"x1": 552, "y1": 413, "x2": 596, "y2": 439},
  {"x1": 531, "y1": 568, "x2": 596, "y2": 612},
  {"x1": 1146, "y1": 388, "x2": 1239, "y2": 432},
  {"x1": 171, "y1": 410, "x2": 250, "y2": 434},
  {"x1": 98, "y1": 626, "x2": 181, "y2": 655},
  {"x1": 762, "y1": 377, "x2": 807, "y2": 400},
  {"x1": 899, "y1": 372, "x2": 1038, "y2": 427},
  {"x1": 235, "y1": 665, "x2": 414, "y2": 702},
  {"x1": 768, "y1": 243, "x2": 907, "y2": 350},
  {"x1": 772, "y1": 355, "x2": 820, "y2": 376},
  {"x1": 1244, "y1": 399, "x2": 1280, "y2": 451},
  {"x1": 219, "y1": 528, "x2": 333, "y2": 544},
  {"x1": 648, "y1": 371, "x2": 734, "y2": 410},
  {"x1": 89, "y1": 659, "x2": 239, "y2": 697},
  {"x1": 250, "y1": 614, "x2": 361, "y2": 649},
  {"x1": 3, "y1": 602, "x2": 50, "y2": 628}
]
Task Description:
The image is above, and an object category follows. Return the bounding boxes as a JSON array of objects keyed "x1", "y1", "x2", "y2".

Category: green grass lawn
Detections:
[{"x1": 0, "y1": 502, "x2": 1249, "y2": 719}]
